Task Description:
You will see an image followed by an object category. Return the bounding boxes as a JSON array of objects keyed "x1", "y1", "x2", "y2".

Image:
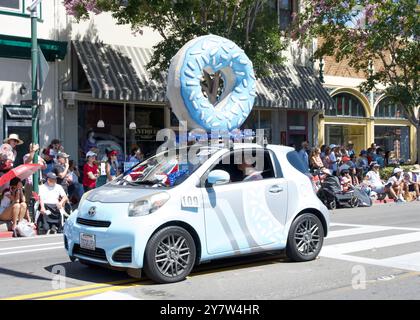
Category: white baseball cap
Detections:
[
  {"x1": 86, "y1": 151, "x2": 97, "y2": 158},
  {"x1": 393, "y1": 167, "x2": 403, "y2": 174}
]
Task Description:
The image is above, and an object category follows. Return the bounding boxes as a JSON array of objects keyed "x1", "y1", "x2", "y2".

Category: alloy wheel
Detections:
[{"x1": 293, "y1": 217, "x2": 322, "y2": 256}]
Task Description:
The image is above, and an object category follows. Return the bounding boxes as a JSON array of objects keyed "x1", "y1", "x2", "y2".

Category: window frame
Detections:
[
  {"x1": 326, "y1": 93, "x2": 366, "y2": 118},
  {"x1": 199, "y1": 148, "x2": 282, "y2": 188},
  {"x1": 0, "y1": 0, "x2": 43, "y2": 20}
]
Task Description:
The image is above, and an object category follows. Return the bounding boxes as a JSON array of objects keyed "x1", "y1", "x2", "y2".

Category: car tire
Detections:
[
  {"x1": 286, "y1": 213, "x2": 325, "y2": 262},
  {"x1": 143, "y1": 226, "x2": 196, "y2": 284}
]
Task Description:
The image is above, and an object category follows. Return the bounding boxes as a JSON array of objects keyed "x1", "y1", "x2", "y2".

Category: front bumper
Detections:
[{"x1": 64, "y1": 206, "x2": 155, "y2": 269}]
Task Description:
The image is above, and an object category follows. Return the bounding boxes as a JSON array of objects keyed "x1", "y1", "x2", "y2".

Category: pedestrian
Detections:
[
  {"x1": 67, "y1": 160, "x2": 84, "y2": 204},
  {"x1": 46, "y1": 139, "x2": 63, "y2": 162},
  {"x1": 347, "y1": 141, "x2": 355, "y2": 157},
  {"x1": 364, "y1": 162, "x2": 400, "y2": 202},
  {"x1": 105, "y1": 149, "x2": 120, "y2": 182},
  {"x1": 329, "y1": 144, "x2": 338, "y2": 175},
  {"x1": 386, "y1": 167, "x2": 406, "y2": 202},
  {"x1": 323, "y1": 146, "x2": 333, "y2": 172},
  {"x1": 298, "y1": 141, "x2": 310, "y2": 172},
  {"x1": 82, "y1": 151, "x2": 99, "y2": 192},
  {"x1": 23, "y1": 143, "x2": 46, "y2": 203},
  {"x1": 356, "y1": 150, "x2": 369, "y2": 176},
  {"x1": 309, "y1": 147, "x2": 327, "y2": 173},
  {"x1": 52, "y1": 151, "x2": 71, "y2": 194},
  {"x1": 128, "y1": 147, "x2": 144, "y2": 164}
]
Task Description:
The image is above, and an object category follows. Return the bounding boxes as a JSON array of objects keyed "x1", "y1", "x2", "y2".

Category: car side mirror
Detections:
[{"x1": 207, "y1": 170, "x2": 230, "y2": 186}]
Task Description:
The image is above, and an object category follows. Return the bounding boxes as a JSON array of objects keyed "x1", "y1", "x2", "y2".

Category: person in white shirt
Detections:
[
  {"x1": 403, "y1": 169, "x2": 420, "y2": 201},
  {"x1": 38, "y1": 172, "x2": 68, "y2": 234},
  {"x1": 386, "y1": 167, "x2": 406, "y2": 202},
  {"x1": 364, "y1": 162, "x2": 399, "y2": 201}
]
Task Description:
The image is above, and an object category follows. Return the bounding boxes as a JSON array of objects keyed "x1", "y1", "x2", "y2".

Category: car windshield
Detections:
[{"x1": 111, "y1": 146, "x2": 221, "y2": 188}]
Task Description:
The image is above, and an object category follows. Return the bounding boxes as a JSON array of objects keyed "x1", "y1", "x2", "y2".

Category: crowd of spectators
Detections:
[{"x1": 296, "y1": 140, "x2": 420, "y2": 203}]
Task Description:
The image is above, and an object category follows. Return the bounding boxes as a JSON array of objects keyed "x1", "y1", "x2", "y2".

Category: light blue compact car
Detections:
[{"x1": 64, "y1": 143, "x2": 330, "y2": 283}]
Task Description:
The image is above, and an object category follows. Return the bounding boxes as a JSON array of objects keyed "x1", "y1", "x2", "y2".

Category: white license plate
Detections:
[{"x1": 80, "y1": 233, "x2": 96, "y2": 250}]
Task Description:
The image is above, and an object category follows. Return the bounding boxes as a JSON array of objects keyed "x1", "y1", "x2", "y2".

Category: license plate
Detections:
[{"x1": 80, "y1": 233, "x2": 96, "y2": 250}]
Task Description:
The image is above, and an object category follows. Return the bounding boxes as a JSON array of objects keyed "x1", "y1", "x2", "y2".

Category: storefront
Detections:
[
  {"x1": 65, "y1": 41, "x2": 334, "y2": 165},
  {"x1": 319, "y1": 88, "x2": 373, "y2": 153},
  {"x1": 373, "y1": 97, "x2": 415, "y2": 163}
]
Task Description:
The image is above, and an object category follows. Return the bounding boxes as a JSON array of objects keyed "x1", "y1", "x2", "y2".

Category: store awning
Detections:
[
  {"x1": 0, "y1": 34, "x2": 67, "y2": 62},
  {"x1": 255, "y1": 65, "x2": 334, "y2": 110},
  {"x1": 73, "y1": 40, "x2": 333, "y2": 109},
  {"x1": 73, "y1": 41, "x2": 166, "y2": 102}
]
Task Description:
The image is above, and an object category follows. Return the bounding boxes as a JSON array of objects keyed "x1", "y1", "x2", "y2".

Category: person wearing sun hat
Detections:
[
  {"x1": 386, "y1": 167, "x2": 406, "y2": 202},
  {"x1": 403, "y1": 164, "x2": 420, "y2": 201},
  {"x1": 2, "y1": 133, "x2": 24, "y2": 165}
]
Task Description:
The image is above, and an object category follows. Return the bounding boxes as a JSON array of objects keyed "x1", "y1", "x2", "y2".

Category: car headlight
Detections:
[
  {"x1": 128, "y1": 192, "x2": 170, "y2": 217},
  {"x1": 78, "y1": 190, "x2": 92, "y2": 210}
]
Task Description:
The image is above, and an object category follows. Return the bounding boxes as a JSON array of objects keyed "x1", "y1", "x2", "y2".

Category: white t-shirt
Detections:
[
  {"x1": 365, "y1": 170, "x2": 383, "y2": 187},
  {"x1": 387, "y1": 175, "x2": 403, "y2": 186},
  {"x1": 39, "y1": 183, "x2": 66, "y2": 205}
]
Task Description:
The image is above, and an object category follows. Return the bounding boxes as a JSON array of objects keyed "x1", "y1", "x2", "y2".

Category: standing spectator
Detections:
[
  {"x1": 357, "y1": 150, "x2": 369, "y2": 175},
  {"x1": 309, "y1": 147, "x2": 325, "y2": 172},
  {"x1": 53, "y1": 152, "x2": 70, "y2": 194},
  {"x1": 82, "y1": 151, "x2": 99, "y2": 192},
  {"x1": 323, "y1": 147, "x2": 333, "y2": 172},
  {"x1": 0, "y1": 178, "x2": 27, "y2": 237},
  {"x1": 320, "y1": 144, "x2": 327, "y2": 159},
  {"x1": 128, "y1": 147, "x2": 144, "y2": 164},
  {"x1": 67, "y1": 160, "x2": 84, "y2": 204},
  {"x1": 46, "y1": 139, "x2": 63, "y2": 162},
  {"x1": 3, "y1": 133, "x2": 24, "y2": 166},
  {"x1": 41, "y1": 148, "x2": 55, "y2": 177},
  {"x1": 376, "y1": 148, "x2": 385, "y2": 168},
  {"x1": 298, "y1": 141, "x2": 310, "y2": 172},
  {"x1": 105, "y1": 149, "x2": 120, "y2": 182},
  {"x1": 329, "y1": 144, "x2": 338, "y2": 175},
  {"x1": 347, "y1": 141, "x2": 355, "y2": 157},
  {"x1": 23, "y1": 143, "x2": 46, "y2": 203}
]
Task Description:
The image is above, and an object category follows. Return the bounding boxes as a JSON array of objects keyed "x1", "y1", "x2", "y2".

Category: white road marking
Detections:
[
  {"x1": 327, "y1": 225, "x2": 394, "y2": 238},
  {"x1": 322, "y1": 223, "x2": 420, "y2": 272},
  {"x1": 0, "y1": 234, "x2": 63, "y2": 242},
  {"x1": 0, "y1": 246, "x2": 64, "y2": 256},
  {"x1": 0, "y1": 242, "x2": 62, "y2": 251}
]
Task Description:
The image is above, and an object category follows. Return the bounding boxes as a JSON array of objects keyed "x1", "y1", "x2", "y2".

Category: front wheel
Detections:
[
  {"x1": 286, "y1": 213, "x2": 325, "y2": 262},
  {"x1": 143, "y1": 226, "x2": 196, "y2": 284}
]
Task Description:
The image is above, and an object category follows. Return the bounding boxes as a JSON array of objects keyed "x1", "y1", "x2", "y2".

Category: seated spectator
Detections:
[
  {"x1": 376, "y1": 148, "x2": 385, "y2": 168},
  {"x1": 385, "y1": 167, "x2": 406, "y2": 202},
  {"x1": 0, "y1": 178, "x2": 27, "y2": 237},
  {"x1": 403, "y1": 169, "x2": 420, "y2": 201},
  {"x1": 340, "y1": 169, "x2": 352, "y2": 192},
  {"x1": 38, "y1": 172, "x2": 68, "y2": 234},
  {"x1": 357, "y1": 150, "x2": 369, "y2": 175},
  {"x1": 364, "y1": 162, "x2": 400, "y2": 202}
]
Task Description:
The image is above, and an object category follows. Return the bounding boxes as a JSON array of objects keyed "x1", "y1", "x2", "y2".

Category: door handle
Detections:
[{"x1": 269, "y1": 185, "x2": 283, "y2": 193}]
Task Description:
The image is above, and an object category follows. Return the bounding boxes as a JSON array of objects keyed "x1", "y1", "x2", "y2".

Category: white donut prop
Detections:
[{"x1": 167, "y1": 35, "x2": 256, "y2": 131}]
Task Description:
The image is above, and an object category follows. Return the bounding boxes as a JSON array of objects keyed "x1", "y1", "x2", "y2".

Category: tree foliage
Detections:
[
  {"x1": 291, "y1": 0, "x2": 420, "y2": 124},
  {"x1": 64, "y1": 0, "x2": 288, "y2": 80}
]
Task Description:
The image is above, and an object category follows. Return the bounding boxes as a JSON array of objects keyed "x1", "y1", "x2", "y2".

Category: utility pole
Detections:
[{"x1": 29, "y1": 0, "x2": 42, "y2": 193}]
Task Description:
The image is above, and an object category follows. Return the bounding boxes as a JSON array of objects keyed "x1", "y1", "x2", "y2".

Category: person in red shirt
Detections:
[{"x1": 82, "y1": 151, "x2": 99, "y2": 192}]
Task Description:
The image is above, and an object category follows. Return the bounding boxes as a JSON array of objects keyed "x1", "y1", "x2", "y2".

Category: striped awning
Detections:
[
  {"x1": 255, "y1": 65, "x2": 334, "y2": 110},
  {"x1": 73, "y1": 40, "x2": 333, "y2": 109}
]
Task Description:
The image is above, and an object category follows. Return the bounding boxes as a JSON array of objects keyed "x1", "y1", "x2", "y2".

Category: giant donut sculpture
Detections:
[{"x1": 167, "y1": 35, "x2": 256, "y2": 132}]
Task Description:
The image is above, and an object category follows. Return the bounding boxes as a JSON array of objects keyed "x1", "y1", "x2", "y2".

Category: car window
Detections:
[
  {"x1": 286, "y1": 150, "x2": 308, "y2": 174},
  {"x1": 203, "y1": 149, "x2": 277, "y2": 185}
]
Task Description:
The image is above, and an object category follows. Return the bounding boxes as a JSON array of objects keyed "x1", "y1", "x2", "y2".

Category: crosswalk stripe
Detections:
[
  {"x1": 322, "y1": 232, "x2": 420, "y2": 255},
  {"x1": 327, "y1": 226, "x2": 393, "y2": 239}
]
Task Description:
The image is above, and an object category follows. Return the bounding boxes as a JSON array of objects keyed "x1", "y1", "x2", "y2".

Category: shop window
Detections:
[
  {"x1": 241, "y1": 110, "x2": 272, "y2": 143},
  {"x1": 0, "y1": 0, "x2": 41, "y2": 17},
  {"x1": 374, "y1": 97, "x2": 407, "y2": 119},
  {"x1": 375, "y1": 126, "x2": 410, "y2": 163},
  {"x1": 326, "y1": 93, "x2": 366, "y2": 117},
  {"x1": 0, "y1": 0, "x2": 20, "y2": 12}
]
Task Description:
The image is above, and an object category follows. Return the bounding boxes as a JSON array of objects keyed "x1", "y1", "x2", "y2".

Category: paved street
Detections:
[{"x1": 0, "y1": 202, "x2": 419, "y2": 300}]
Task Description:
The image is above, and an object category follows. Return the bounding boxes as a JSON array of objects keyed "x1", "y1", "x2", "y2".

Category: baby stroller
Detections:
[{"x1": 317, "y1": 174, "x2": 359, "y2": 209}]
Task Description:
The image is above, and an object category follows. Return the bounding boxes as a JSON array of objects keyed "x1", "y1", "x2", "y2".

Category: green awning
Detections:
[{"x1": 0, "y1": 34, "x2": 67, "y2": 62}]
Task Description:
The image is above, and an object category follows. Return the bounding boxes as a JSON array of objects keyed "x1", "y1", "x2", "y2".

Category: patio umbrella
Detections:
[{"x1": 0, "y1": 163, "x2": 42, "y2": 187}]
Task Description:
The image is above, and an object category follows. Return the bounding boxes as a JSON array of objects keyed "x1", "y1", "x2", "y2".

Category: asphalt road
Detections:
[{"x1": 0, "y1": 202, "x2": 419, "y2": 300}]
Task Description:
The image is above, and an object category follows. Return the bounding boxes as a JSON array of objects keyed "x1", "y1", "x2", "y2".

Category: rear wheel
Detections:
[
  {"x1": 349, "y1": 196, "x2": 359, "y2": 208},
  {"x1": 286, "y1": 213, "x2": 325, "y2": 262},
  {"x1": 143, "y1": 226, "x2": 196, "y2": 284},
  {"x1": 328, "y1": 199, "x2": 337, "y2": 210}
]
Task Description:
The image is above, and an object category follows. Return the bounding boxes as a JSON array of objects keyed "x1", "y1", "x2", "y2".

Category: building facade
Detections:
[
  {"x1": 316, "y1": 52, "x2": 417, "y2": 163},
  {"x1": 1, "y1": 0, "x2": 334, "y2": 167}
]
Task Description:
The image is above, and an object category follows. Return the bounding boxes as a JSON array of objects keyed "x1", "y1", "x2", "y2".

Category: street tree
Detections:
[
  {"x1": 64, "y1": 0, "x2": 288, "y2": 103},
  {"x1": 291, "y1": 0, "x2": 420, "y2": 162}
]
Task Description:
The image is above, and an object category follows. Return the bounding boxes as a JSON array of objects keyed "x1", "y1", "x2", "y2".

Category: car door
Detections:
[{"x1": 200, "y1": 148, "x2": 288, "y2": 255}]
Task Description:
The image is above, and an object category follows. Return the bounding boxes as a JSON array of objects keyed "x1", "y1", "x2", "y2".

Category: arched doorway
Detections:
[{"x1": 322, "y1": 89, "x2": 371, "y2": 153}]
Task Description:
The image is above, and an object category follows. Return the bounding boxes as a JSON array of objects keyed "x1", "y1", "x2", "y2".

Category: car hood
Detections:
[{"x1": 86, "y1": 185, "x2": 163, "y2": 203}]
